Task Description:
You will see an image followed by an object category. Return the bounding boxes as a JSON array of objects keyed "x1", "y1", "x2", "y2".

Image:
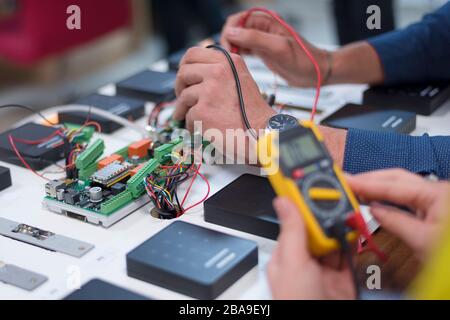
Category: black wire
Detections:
[
  {"x1": 332, "y1": 221, "x2": 361, "y2": 300},
  {"x1": 0, "y1": 104, "x2": 58, "y2": 126},
  {"x1": 206, "y1": 45, "x2": 258, "y2": 139}
]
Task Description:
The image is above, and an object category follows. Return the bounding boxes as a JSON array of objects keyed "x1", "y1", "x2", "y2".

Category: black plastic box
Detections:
[
  {"x1": 363, "y1": 82, "x2": 450, "y2": 116},
  {"x1": 59, "y1": 94, "x2": 146, "y2": 133},
  {"x1": 0, "y1": 123, "x2": 65, "y2": 170},
  {"x1": 0, "y1": 166, "x2": 12, "y2": 192},
  {"x1": 64, "y1": 279, "x2": 149, "y2": 300},
  {"x1": 116, "y1": 70, "x2": 176, "y2": 103},
  {"x1": 204, "y1": 174, "x2": 279, "y2": 240},
  {"x1": 126, "y1": 221, "x2": 258, "y2": 299}
]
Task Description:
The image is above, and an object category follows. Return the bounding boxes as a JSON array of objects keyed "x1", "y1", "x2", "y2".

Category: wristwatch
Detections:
[{"x1": 266, "y1": 114, "x2": 299, "y2": 132}]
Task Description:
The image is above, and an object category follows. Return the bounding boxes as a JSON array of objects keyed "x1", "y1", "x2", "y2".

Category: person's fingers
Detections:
[
  {"x1": 346, "y1": 169, "x2": 436, "y2": 213},
  {"x1": 220, "y1": 12, "x2": 247, "y2": 50},
  {"x1": 273, "y1": 197, "x2": 310, "y2": 262},
  {"x1": 224, "y1": 27, "x2": 288, "y2": 55},
  {"x1": 179, "y1": 47, "x2": 225, "y2": 66},
  {"x1": 370, "y1": 203, "x2": 428, "y2": 253},
  {"x1": 175, "y1": 64, "x2": 210, "y2": 97},
  {"x1": 221, "y1": 12, "x2": 284, "y2": 50},
  {"x1": 173, "y1": 84, "x2": 201, "y2": 121}
]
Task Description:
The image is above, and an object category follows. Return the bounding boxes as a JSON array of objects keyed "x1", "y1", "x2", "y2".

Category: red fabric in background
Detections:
[{"x1": 0, "y1": 0, "x2": 131, "y2": 65}]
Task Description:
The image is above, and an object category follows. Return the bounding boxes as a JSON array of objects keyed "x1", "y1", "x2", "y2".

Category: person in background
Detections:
[
  {"x1": 174, "y1": 2, "x2": 450, "y2": 179},
  {"x1": 268, "y1": 169, "x2": 450, "y2": 299},
  {"x1": 152, "y1": 0, "x2": 225, "y2": 54}
]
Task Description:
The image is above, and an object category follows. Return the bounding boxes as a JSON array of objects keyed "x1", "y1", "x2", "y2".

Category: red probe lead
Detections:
[{"x1": 230, "y1": 7, "x2": 322, "y2": 122}]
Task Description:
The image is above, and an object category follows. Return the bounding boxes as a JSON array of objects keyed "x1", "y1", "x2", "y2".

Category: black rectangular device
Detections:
[
  {"x1": 126, "y1": 221, "x2": 258, "y2": 299},
  {"x1": 0, "y1": 123, "x2": 65, "y2": 170},
  {"x1": 363, "y1": 82, "x2": 450, "y2": 115},
  {"x1": 0, "y1": 165, "x2": 12, "y2": 192},
  {"x1": 64, "y1": 279, "x2": 149, "y2": 300},
  {"x1": 116, "y1": 70, "x2": 176, "y2": 103},
  {"x1": 204, "y1": 174, "x2": 279, "y2": 240},
  {"x1": 320, "y1": 103, "x2": 416, "y2": 134},
  {"x1": 58, "y1": 94, "x2": 146, "y2": 133}
]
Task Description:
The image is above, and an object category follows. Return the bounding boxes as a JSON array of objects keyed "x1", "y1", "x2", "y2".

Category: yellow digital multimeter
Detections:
[{"x1": 258, "y1": 120, "x2": 361, "y2": 256}]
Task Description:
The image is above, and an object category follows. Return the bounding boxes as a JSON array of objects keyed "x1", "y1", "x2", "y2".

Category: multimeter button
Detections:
[
  {"x1": 292, "y1": 169, "x2": 305, "y2": 180},
  {"x1": 308, "y1": 188, "x2": 342, "y2": 201}
]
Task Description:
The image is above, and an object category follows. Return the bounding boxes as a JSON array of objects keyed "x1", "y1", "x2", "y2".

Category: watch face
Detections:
[{"x1": 268, "y1": 114, "x2": 299, "y2": 131}]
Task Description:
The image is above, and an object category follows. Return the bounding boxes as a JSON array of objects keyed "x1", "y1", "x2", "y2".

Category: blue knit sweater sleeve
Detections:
[
  {"x1": 343, "y1": 129, "x2": 450, "y2": 180},
  {"x1": 367, "y1": 2, "x2": 450, "y2": 85}
]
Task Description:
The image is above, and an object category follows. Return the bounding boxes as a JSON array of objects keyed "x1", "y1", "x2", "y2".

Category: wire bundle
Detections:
[{"x1": 144, "y1": 162, "x2": 210, "y2": 219}]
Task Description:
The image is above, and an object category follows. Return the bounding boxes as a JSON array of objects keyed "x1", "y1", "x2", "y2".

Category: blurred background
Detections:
[{"x1": 0, "y1": 0, "x2": 447, "y2": 127}]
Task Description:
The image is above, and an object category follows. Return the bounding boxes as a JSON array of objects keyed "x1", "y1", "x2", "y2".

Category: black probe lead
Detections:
[{"x1": 206, "y1": 44, "x2": 258, "y2": 140}]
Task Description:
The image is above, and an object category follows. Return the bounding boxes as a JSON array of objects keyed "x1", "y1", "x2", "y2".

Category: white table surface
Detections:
[{"x1": 1, "y1": 57, "x2": 449, "y2": 300}]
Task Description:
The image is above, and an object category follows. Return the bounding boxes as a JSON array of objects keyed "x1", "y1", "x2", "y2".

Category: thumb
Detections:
[
  {"x1": 273, "y1": 197, "x2": 310, "y2": 261},
  {"x1": 370, "y1": 203, "x2": 427, "y2": 253},
  {"x1": 225, "y1": 27, "x2": 286, "y2": 54}
]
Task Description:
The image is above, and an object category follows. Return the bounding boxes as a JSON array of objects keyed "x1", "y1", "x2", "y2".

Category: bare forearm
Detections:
[
  {"x1": 318, "y1": 126, "x2": 347, "y2": 169},
  {"x1": 327, "y1": 41, "x2": 384, "y2": 85}
]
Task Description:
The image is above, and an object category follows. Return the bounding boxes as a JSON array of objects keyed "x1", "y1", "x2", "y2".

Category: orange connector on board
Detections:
[
  {"x1": 128, "y1": 139, "x2": 152, "y2": 159},
  {"x1": 97, "y1": 154, "x2": 124, "y2": 169},
  {"x1": 130, "y1": 164, "x2": 144, "y2": 177}
]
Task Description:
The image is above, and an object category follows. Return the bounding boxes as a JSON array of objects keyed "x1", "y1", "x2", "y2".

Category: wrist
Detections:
[{"x1": 318, "y1": 125, "x2": 347, "y2": 168}]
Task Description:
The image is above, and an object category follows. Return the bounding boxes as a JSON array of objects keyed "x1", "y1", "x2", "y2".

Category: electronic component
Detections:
[
  {"x1": 89, "y1": 186, "x2": 103, "y2": 203},
  {"x1": 64, "y1": 189, "x2": 80, "y2": 205},
  {"x1": 0, "y1": 165, "x2": 12, "y2": 192},
  {"x1": 56, "y1": 189, "x2": 65, "y2": 201},
  {"x1": 116, "y1": 70, "x2": 177, "y2": 103},
  {"x1": 363, "y1": 82, "x2": 450, "y2": 116},
  {"x1": 126, "y1": 221, "x2": 258, "y2": 299},
  {"x1": 126, "y1": 159, "x2": 159, "y2": 198},
  {"x1": 0, "y1": 122, "x2": 65, "y2": 170},
  {"x1": 128, "y1": 139, "x2": 151, "y2": 159},
  {"x1": 204, "y1": 174, "x2": 279, "y2": 240},
  {"x1": 258, "y1": 121, "x2": 361, "y2": 256},
  {"x1": 154, "y1": 138, "x2": 183, "y2": 163},
  {"x1": 97, "y1": 154, "x2": 124, "y2": 169},
  {"x1": 129, "y1": 164, "x2": 144, "y2": 177},
  {"x1": 59, "y1": 94, "x2": 146, "y2": 133},
  {"x1": 45, "y1": 180, "x2": 66, "y2": 198},
  {"x1": 320, "y1": 103, "x2": 417, "y2": 134},
  {"x1": 0, "y1": 218, "x2": 94, "y2": 257},
  {"x1": 110, "y1": 182, "x2": 126, "y2": 195},
  {"x1": 0, "y1": 262, "x2": 48, "y2": 291},
  {"x1": 64, "y1": 279, "x2": 149, "y2": 300},
  {"x1": 75, "y1": 139, "x2": 105, "y2": 170},
  {"x1": 91, "y1": 161, "x2": 132, "y2": 187},
  {"x1": 43, "y1": 135, "x2": 189, "y2": 228}
]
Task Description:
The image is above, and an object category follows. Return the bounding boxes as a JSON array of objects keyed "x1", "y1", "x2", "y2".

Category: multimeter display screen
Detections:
[{"x1": 280, "y1": 134, "x2": 324, "y2": 168}]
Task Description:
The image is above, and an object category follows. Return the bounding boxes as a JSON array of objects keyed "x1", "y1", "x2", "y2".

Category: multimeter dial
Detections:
[{"x1": 301, "y1": 171, "x2": 347, "y2": 221}]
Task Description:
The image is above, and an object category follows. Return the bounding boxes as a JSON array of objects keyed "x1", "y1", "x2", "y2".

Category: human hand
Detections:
[
  {"x1": 346, "y1": 169, "x2": 450, "y2": 261},
  {"x1": 268, "y1": 197, "x2": 356, "y2": 300},
  {"x1": 174, "y1": 47, "x2": 276, "y2": 158},
  {"x1": 220, "y1": 11, "x2": 330, "y2": 87}
]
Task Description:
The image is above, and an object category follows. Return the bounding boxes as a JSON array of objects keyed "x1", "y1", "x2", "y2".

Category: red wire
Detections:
[
  {"x1": 346, "y1": 212, "x2": 388, "y2": 262},
  {"x1": 181, "y1": 163, "x2": 202, "y2": 207},
  {"x1": 231, "y1": 7, "x2": 322, "y2": 122},
  {"x1": 12, "y1": 130, "x2": 65, "y2": 145},
  {"x1": 182, "y1": 170, "x2": 210, "y2": 214},
  {"x1": 8, "y1": 134, "x2": 51, "y2": 181}
]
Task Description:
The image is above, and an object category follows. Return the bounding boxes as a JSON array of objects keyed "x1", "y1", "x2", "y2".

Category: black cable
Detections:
[
  {"x1": 206, "y1": 45, "x2": 258, "y2": 139},
  {"x1": 332, "y1": 221, "x2": 361, "y2": 300},
  {"x1": 0, "y1": 104, "x2": 58, "y2": 126}
]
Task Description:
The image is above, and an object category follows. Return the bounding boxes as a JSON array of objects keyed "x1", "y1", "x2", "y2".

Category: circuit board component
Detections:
[
  {"x1": 75, "y1": 139, "x2": 105, "y2": 170},
  {"x1": 91, "y1": 161, "x2": 132, "y2": 187}
]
